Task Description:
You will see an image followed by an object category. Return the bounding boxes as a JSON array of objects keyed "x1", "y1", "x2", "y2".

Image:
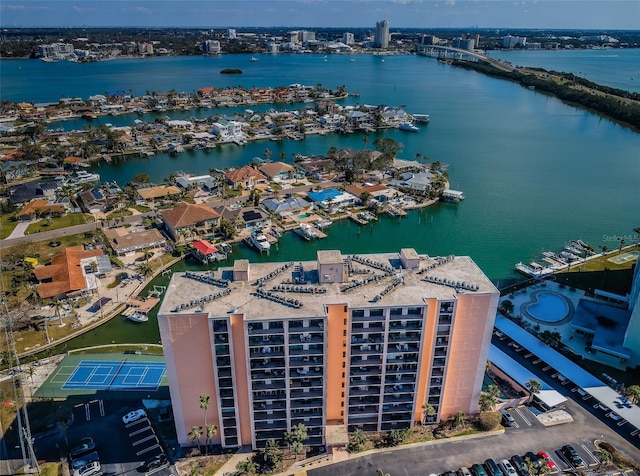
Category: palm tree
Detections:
[
  {"x1": 453, "y1": 411, "x2": 466, "y2": 429},
  {"x1": 626, "y1": 384, "x2": 640, "y2": 404},
  {"x1": 199, "y1": 393, "x2": 210, "y2": 448},
  {"x1": 595, "y1": 448, "x2": 613, "y2": 470},
  {"x1": 479, "y1": 392, "x2": 497, "y2": 412},
  {"x1": 599, "y1": 245, "x2": 609, "y2": 264},
  {"x1": 206, "y1": 423, "x2": 218, "y2": 454},
  {"x1": 188, "y1": 425, "x2": 203, "y2": 455},
  {"x1": 422, "y1": 403, "x2": 436, "y2": 424},
  {"x1": 617, "y1": 237, "x2": 626, "y2": 254},
  {"x1": 526, "y1": 379, "x2": 541, "y2": 403}
]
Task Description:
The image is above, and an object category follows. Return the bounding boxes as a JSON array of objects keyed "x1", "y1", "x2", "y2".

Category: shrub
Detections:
[{"x1": 478, "y1": 411, "x2": 502, "y2": 431}]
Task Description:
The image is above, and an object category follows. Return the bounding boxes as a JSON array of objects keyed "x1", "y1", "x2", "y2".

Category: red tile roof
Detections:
[
  {"x1": 160, "y1": 202, "x2": 220, "y2": 229},
  {"x1": 225, "y1": 165, "x2": 267, "y2": 184},
  {"x1": 33, "y1": 245, "x2": 104, "y2": 299},
  {"x1": 192, "y1": 240, "x2": 218, "y2": 255}
]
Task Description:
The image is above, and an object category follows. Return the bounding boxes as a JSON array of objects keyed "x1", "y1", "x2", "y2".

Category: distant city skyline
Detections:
[{"x1": 1, "y1": 0, "x2": 639, "y2": 30}]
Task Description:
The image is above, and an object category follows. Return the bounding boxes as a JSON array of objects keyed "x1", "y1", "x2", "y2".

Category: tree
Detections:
[
  {"x1": 263, "y1": 148, "x2": 272, "y2": 162},
  {"x1": 249, "y1": 188, "x2": 261, "y2": 206},
  {"x1": 218, "y1": 218, "x2": 236, "y2": 240},
  {"x1": 360, "y1": 191, "x2": 372, "y2": 207},
  {"x1": 479, "y1": 392, "x2": 497, "y2": 412},
  {"x1": 188, "y1": 425, "x2": 203, "y2": 455},
  {"x1": 348, "y1": 428, "x2": 368, "y2": 452},
  {"x1": 235, "y1": 459, "x2": 257, "y2": 475},
  {"x1": 131, "y1": 172, "x2": 151, "y2": 184},
  {"x1": 256, "y1": 439, "x2": 283, "y2": 472},
  {"x1": 453, "y1": 411, "x2": 466, "y2": 429},
  {"x1": 499, "y1": 299, "x2": 514, "y2": 316},
  {"x1": 626, "y1": 385, "x2": 640, "y2": 404},
  {"x1": 138, "y1": 262, "x2": 153, "y2": 277},
  {"x1": 199, "y1": 393, "x2": 211, "y2": 451},
  {"x1": 206, "y1": 423, "x2": 218, "y2": 454},
  {"x1": 422, "y1": 403, "x2": 436, "y2": 424},
  {"x1": 595, "y1": 448, "x2": 613, "y2": 470},
  {"x1": 385, "y1": 428, "x2": 409, "y2": 447},
  {"x1": 373, "y1": 137, "x2": 402, "y2": 158},
  {"x1": 526, "y1": 379, "x2": 541, "y2": 403}
]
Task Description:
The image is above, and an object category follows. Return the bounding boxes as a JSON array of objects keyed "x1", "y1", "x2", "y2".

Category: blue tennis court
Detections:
[{"x1": 61, "y1": 360, "x2": 166, "y2": 391}]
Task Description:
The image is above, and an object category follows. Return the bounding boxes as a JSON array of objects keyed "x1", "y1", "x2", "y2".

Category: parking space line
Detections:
[
  {"x1": 137, "y1": 443, "x2": 160, "y2": 456},
  {"x1": 125, "y1": 417, "x2": 149, "y2": 428},
  {"x1": 99, "y1": 400, "x2": 105, "y2": 417},
  {"x1": 133, "y1": 435, "x2": 156, "y2": 446},
  {"x1": 631, "y1": 429, "x2": 639, "y2": 436},
  {"x1": 542, "y1": 365, "x2": 551, "y2": 371},
  {"x1": 85, "y1": 403, "x2": 90, "y2": 421},
  {"x1": 130, "y1": 426, "x2": 151, "y2": 437},
  {"x1": 581, "y1": 444, "x2": 599, "y2": 466},
  {"x1": 532, "y1": 359, "x2": 542, "y2": 364},
  {"x1": 514, "y1": 407, "x2": 532, "y2": 426},
  {"x1": 617, "y1": 419, "x2": 627, "y2": 427},
  {"x1": 551, "y1": 372, "x2": 559, "y2": 378},
  {"x1": 524, "y1": 353, "x2": 532, "y2": 358}
]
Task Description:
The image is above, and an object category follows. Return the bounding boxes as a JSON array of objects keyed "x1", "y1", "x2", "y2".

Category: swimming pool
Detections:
[{"x1": 525, "y1": 291, "x2": 570, "y2": 323}]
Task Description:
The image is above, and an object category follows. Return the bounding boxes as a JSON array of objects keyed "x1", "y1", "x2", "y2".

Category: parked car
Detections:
[
  {"x1": 500, "y1": 459, "x2": 518, "y2": 476},
  {"x1": 484, "y1": 459, "x2": 505, "y2": 476},
  {"x1": 71, "y1": 451, "x2": 99, "y2": 470},
  {"x1": 502, "y1": 412, "x2": 516, "y2": 427},
  {"x1": 122, "y1": 408, "x2": 146, "y2": 424},
  {"x1": 524, "y1": 452, "x2": 542, "y2": 470},
  {"x1": 537, "y1": 451, "x2": 557, "y2": 472},
  {"x1": 561, "y1": 445, "x2": 584, "y2": 467},
  {"x1": 72, "y1": 461, "x2": 101, "y2": 476},
  {"x1": 69, "y1": 437, "x2": 95, "y2": 459},
  {"x1": 510, "y1": 455, "x2": 530, "y2": 476},
  {"x1": 458, "y1": 467, "x2": 473, "y2": 476},
  {"x1": 143, "y1": 454, "x2": 168, "y2": 471},
  {"x1": 471, "y1": 464, "x2": 487, "y2": 476}
]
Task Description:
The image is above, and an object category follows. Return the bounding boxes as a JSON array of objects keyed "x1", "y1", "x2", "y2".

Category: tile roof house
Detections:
[
  {"x1": 137, "y1": 185, "x2": 181, "y2": 203},
  {"x1": 16, "y1": 199, "x2": 65, "y2": 221},
  {"x1": 224, "y1": 166, "x2": 268, "y2": 190},
  {"x1": 33, "y1": 246, "x2": 104, "y2": 299},
  {"x1": 103, "y1": 227, "x2": 167, "y2": 256},
  {"x1": 160, "y1": 202, "x2": 220, "y2": 241},
  {"x1": 258, "y1": 162, "x2": 294, "y2": 181}
]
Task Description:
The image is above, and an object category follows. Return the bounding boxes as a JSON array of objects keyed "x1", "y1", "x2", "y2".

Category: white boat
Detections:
[
  {"x1": 127, "y1": 312, "x2": 149, "y2": 323},
  {"x1": 398, "y1": 122, "x2": 419, "y2": 132},
  {"x1": 412, "y1": 114, "x2": 431, "y2": 123},
  {"x1": 73, "y1": 170, "x2": 101, "y2": 184},
  {"x1": 250, "y1": 57, "x2": 259, "y2": 62},
  {"x1": 249, "y1": 232, "x2": 271, "y2": 251}
]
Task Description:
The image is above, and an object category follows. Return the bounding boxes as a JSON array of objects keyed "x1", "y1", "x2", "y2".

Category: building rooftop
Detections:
[{"x1": 159, "y1": 250, "x2": 498, "y2": 318}]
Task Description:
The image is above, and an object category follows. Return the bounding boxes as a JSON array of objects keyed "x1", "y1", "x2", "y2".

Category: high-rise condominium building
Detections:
[
  {"x1": 158, "y1": 249, "x2": 499, "y2": 450},
  {"x1": 374, "y1": 20, "x2": 390, "y2": 48}
]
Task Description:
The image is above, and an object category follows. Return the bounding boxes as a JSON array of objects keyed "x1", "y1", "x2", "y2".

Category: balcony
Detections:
[
  {"x1": 388, "y1": 332, "x2": 421, "y2": 343},
  {"x1": 381, "y1": 412, "x2": 412, "y2": 422},
  {"x1": 254, "y1": 401, "x2": 286, "y2": 411},
  {"x1": 249, "y1": 335, "x2": 285, "y2": 347},
  {"x1": 291, "y1": 407, "x2": 322, "y2": 418},
  {"x1": 434, "y1": 349, "x2": 448, "y2": 358},
  {"x1": 253, "y1": 390, "x2": 286, "y2": 401},
  {"x1": 351, "y1": 343, "x2": 383, "y2": 355},
  {"x1": 215, "y1": 334, "x2": 229, "y2": 344},
  {"x1": 350, "y1": 356, "x2": 383, "y2": 366},
  {"x1": 214, "y1": 344, "x2": 230, "y2": 356},
  {"x1": 249, "y1": 357, "x2": 286, "y2": 370},
  {"x1": 216, "y1": 357, "x2": 231, "y2": 367},
  {"x1": 290, "y1": 355, "x2": 323, "y2": 367},
  {"x1": 289, "y1": 367, "x2": 323, "y2": 378},
  {"x1": 254, "y1": 410, "x2": 287, "y2": 421},
  {"x1": 351, "y1": 313, "x2": 386, "y2": 323},
  {"x1": 347, "y1": 414, "x2": 379, "y2": 425},
  {"x1": 249, "y1": 346, "x2": 285, "y2": 358},
  {"x1": 383, "y1": 393, "x2": 414, "y2": 404},
  {"x1": 349, "y1": 395, "x2": 380, "y2": 406},
  {"x1": 290, "y1": 397, "x2": 323, "y2": 409},
  {"x1": 382, "y1": 403, "x2": 412, "y2": 413},
  {"x1": 349, "y1": 385, "x2": 380, "y2": 396},
  {"x1": 292, "y1": 332, "x2": 324, "y2": 344},
  {"x1": 290, "y1": 377, "x2": 323, "y2": 389},
  {"x1": 350, "y1": 366, "x2": 382, "y2": 377},
  {"x1": 348, "y1": 404, "x2": 379, "y2": 415},
  {"x1": 349, "y1": 375, "x2": 381, "y2": 385},
  {"x1": 290, "y1": 388, "x2": 323, "y2": 399},
  {"x1": 289, "y1": 344, "x2": 324, "y2": 356},
  {"x1": 252, "y1": 380, "x2": 286, "y2": 392},
  {"x1": 223, "y1": 417, "x2": 238, "y2": 427},
  {"x1": 248, "y1": 324, "x2": 284, "y2": 336},
  {"x1": 291, "y1": 416, "x2": 323, "y2": 427}
]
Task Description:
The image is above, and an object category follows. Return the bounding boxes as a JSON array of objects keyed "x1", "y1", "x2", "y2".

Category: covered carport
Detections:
[
  {"x1": 495, "y1": 314, "x2": 640, "y2": 432},
  {"x1": 489, "y1": 345, "x2": 567, "y2": 410}
]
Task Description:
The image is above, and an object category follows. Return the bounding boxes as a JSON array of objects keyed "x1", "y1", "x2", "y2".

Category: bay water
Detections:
[{"x1": 2, "y1": 52, "x2": 639, "y2": 348}]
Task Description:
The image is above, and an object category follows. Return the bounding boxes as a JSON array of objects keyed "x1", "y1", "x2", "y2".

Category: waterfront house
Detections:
[
  {"x1": 224, "y1": 166, "x2": 268, "y2": 190},
  {"x1": 16, "y1": 199, "x2": 65, "y2": 221},
  {"x1": 33, "y1": 245, "x2": 106, "y2": 299},
  {"x1": 389, "y1": 171, "x2": 435, "y2": 193},
  {"x1": 160, "y1": 202, "x2": 220, "y2": 242},
  {"x1": 307, "y1": 188, "x2": 357, "y2": 210},
  {"x1": 262, "y1": 196, "x2": 310, "y2": 215},
  {"x1": 258, "y1": 161, "x2": 293, "y2": 181},
  {"x1": 78, "y1": 187, "x2": 111, "y2": 214},
  {"x1": 136, "y1": 185, "x2": 181, "y2": 205},
  {"x1": 345, "y1": 184, "x2": 394, "y2": 204},
  {"x1": 103, "y1": 227, "x2": 167, "y2": 256},
  {"x1": 8, "y1": 182, "x2": 58, "y2": 204},
  {"x1": 238, "y1": 207, "x2": 270, "y2": 229},
  {"x1": 212, "y1": 120, "x2": 244, "y2": 141},
  {"x1": 175, "y1": 174, "x2": 217, "y2": 193}
]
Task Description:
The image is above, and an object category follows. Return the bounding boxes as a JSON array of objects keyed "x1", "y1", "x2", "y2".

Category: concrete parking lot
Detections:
[{"x1": 33, "y1": 399, "x2": 172, "y2": 476}]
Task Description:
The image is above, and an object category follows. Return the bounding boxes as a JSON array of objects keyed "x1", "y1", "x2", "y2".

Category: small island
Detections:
[{"x1": 220, "y1": 68, "x2": 242, "y2": 75}]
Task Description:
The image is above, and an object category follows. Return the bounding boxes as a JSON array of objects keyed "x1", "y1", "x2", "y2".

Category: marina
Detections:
[{"x1": 515, "y1": 240, "x2": 599, "y2": 278}]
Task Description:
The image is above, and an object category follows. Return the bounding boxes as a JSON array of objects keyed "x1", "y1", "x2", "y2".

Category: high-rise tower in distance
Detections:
[{"x1": 374, "y1": 20, "x2": 390, "y2": 48}]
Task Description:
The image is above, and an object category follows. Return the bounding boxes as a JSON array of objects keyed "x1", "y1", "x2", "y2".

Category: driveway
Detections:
[{"x1": 5, "y1": 219, "x2": 36, "y2": 239}]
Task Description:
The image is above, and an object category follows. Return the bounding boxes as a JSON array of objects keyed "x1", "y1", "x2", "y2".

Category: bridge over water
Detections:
[{"x1": 417, "y1": 45, "x2": 515, "y2": 72}]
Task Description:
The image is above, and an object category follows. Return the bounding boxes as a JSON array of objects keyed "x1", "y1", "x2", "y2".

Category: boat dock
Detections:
[
  {"x1": 125, "y1": 297, "x2": 160, "y2": 313},
  {"x1": 385, "y1": 205, "x2": 407, "y2": 217},
  {"x1": 514, "y1": 239, "x2": 600, "y2": 278},
  {"x1": 294, "y1": 223, "x2": 326, "y2": 241}
]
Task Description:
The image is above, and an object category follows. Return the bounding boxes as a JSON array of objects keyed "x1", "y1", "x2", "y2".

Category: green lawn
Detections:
[
  {"x1": 25, "y1": 213, "x2": 93, "y2": 234},
  {"x1": 0, "y1": 213, "x2": 18, "y2": 239}
]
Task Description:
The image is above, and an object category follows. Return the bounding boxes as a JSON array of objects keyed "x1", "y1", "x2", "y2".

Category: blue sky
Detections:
[{"x1": 1, "y1": 1, "x2": 639, "y2": 30}]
